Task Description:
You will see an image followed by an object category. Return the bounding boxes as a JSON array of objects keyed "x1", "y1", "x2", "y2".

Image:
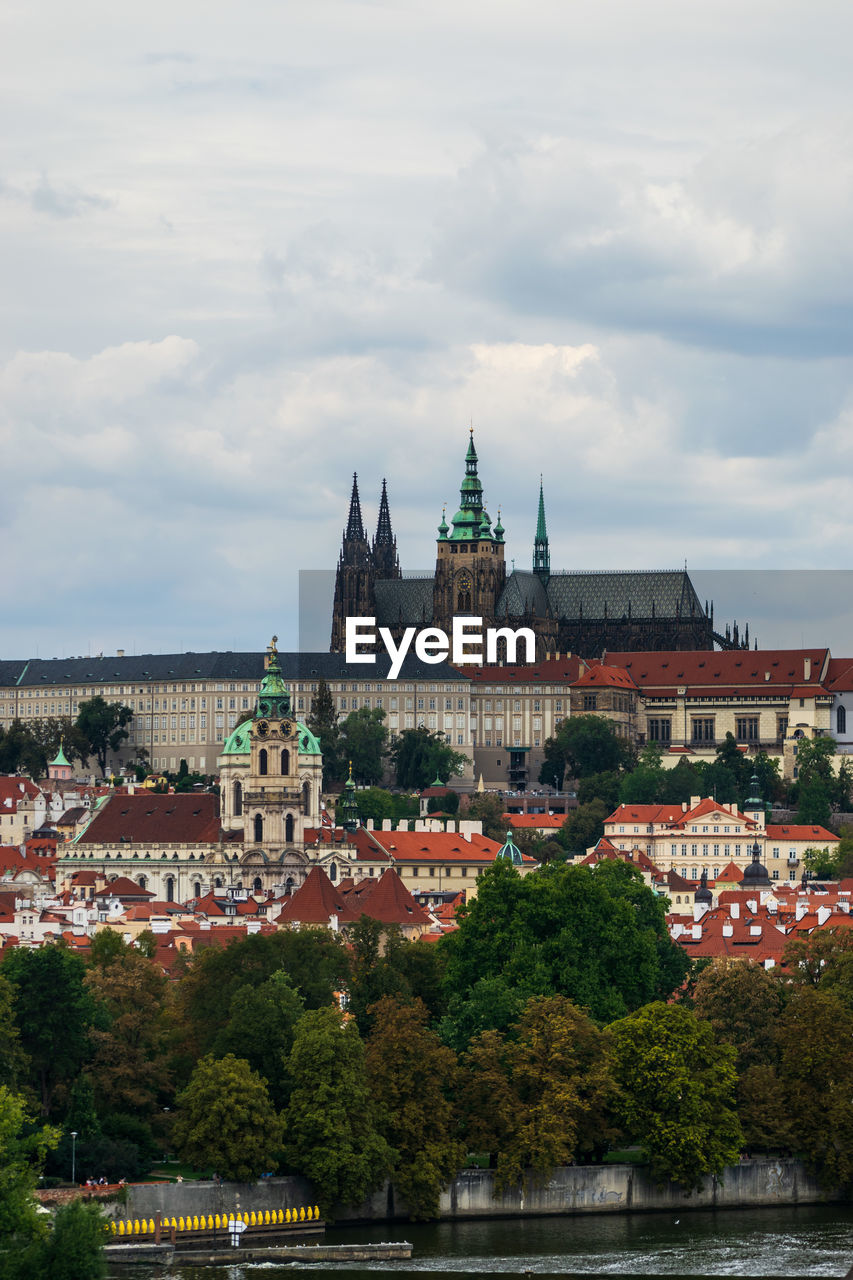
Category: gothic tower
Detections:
[
  {"x1": 433, "y1": 430, "x2": 506, "y2": 632},
  {"x1": 331, "y1": 474, "x2": 374, "y2": 651},
  {"x1": 371, "y1": 478, "x2": 401, "y2": 580},
  {"x1": 533, "y1": 477, "x2": 550, "y2": 583}
]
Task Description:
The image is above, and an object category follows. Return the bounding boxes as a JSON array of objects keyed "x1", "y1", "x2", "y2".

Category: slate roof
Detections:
[
  {"x1": 75, "y1": 794, "x2": 221, "y2": 845},
  {"x1": 374, "y1": 578, "x2": 436, "y2": 630}
]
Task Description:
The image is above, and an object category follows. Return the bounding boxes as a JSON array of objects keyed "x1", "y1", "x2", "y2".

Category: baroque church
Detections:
[{"x1": 331, "y1": 432, "x2": 742, "y2": 658}]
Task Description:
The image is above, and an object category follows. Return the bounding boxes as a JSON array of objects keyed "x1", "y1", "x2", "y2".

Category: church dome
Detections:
[{"x1": 221, "y1": 719, "x2": 322, "y2": 757}]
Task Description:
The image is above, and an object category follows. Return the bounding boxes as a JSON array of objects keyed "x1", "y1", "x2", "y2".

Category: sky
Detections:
[{"x1": 3, "y1": 1, "x2": 853, "y2": 658}]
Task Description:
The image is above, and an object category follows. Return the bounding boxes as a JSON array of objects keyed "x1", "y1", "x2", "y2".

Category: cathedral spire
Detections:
[
  {"x1": 533, "y1": 477, "x2": 550, "y2": 581},
  {"x1": 375, "y1": 478, "x2": 393, "y2": 545},
  {"x1": 345, "y1": 473, "x2": 365, "y2": 541}
]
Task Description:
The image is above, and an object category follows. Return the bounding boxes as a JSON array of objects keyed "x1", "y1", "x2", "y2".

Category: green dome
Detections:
[{"x1": 221, "y1": 719, "x2": 322, "y2": 758}]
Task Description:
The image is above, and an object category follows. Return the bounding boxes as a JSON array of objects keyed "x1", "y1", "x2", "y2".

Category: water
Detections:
[{"x1": 108, "y1": 1205, "x2": 853, "y2": 1279}]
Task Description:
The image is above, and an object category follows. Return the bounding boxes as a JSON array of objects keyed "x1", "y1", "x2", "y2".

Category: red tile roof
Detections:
[
  {"x1": 275, "y1": 866, "x2": 359, "y2": 926},
  {"x1": 94, "y1": 876, "x2": 155, "y2": 900},
  {"x1": 604, "y1": 648, "x2": 830, "y2": 696},
  {"x1": 572, "y1": 664, "x2": 636, "y2": 690},
  {"x1": 765, "y1": 824, "x2": 839, "y2": 842},
  {"x1": 463, "y1": 656, "x2": 584, "y2": 683},
  {"x1": 361, "y1": 828, "x2": 534, "y2": 865},
  {"x1": 504, "y1": 813, "x2": 564, "y2": 830},
  {"x1": 342, "y1": 869, "x2": 432, "y2": 927},
  {"x1": 77, "y1": 794, "x2": 220, "y2": 845}
]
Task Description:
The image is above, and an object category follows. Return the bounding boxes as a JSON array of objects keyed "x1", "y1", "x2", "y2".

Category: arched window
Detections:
[
  {"x1": 281, "y1": 748, "x2": 290, "y2": 775},
  {"x1": 138, "y1": 876, "x2": 147, "y2": 891},
  {"x1": 457, "y1": 590, "x2": 472, "y2": 611},
  {"x1": 254, "y1": 813, "x2": 263, "y2": 843},
  {"x1": 253, "y1": 876, "x2": 262, "y2": 894},
  {"x1": 234, "y1": 781, "x2": 242, "y2": 816},
  {"x1": 302, "y1": 781, "x2": 311, "y2": 817},
  {"x1": 285, "y1": 813, "x2": 294, "y2": 843},
  {"x1": 193, "y1": 881, "x2": 201, "y2": 899},
  {"x1": 285, "y1": 876, "x2": 294, "y2": 896},
  {"x1": 259, "y1": 748, "x2": 268, "y2": 776},
  {"x1": 214, "y1": 876, "x2": 223, "y2": 889},
  {"x1": 839, "y1": 705, "x2": 847, "y2": 735},
  {"x1": 329, "y1": 863, "x2": 337, "y2": 882},
  {"x1": 165, "y1": 876, "x2": 175, "y2": 903}
]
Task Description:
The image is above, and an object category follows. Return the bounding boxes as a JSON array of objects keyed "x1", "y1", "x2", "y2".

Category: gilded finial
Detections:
[{"x1": 270, "y1": 635, "x2": 278, "y2": 654}]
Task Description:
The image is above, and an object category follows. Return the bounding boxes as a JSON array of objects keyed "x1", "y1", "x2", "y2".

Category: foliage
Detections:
[
  {"x1": 389, "y1": 727, "x2": 469, "y2": 790},
  {"x1": 0, "y1": 1087, "x2": 59, "y2": 1272},
  {"x1": 3, "y1": 945, "x2": 96, "y2": 1117},
  {"x1": 211, "y1": 971, "x2": 304, "y2": 1109},
  {"x1": 782, "y1": 926, "x2": 853, "y2": 1006},
  {"x1": 173, "y1": 1054, "x2": 284, "y2": 1182},
  {"x1": 441, "y1": 859, "x2": 688, "y2": 1026},
  {"x1": 795, "y1": 777, "x2": 833, "y2": 827},
  {"x1": 689, "y1": 958, "x2": 786, "y2": 1073},
  {"x1": 365, "y1": 997, "x2": 464, "y2": 1220},
  {"x1": 306, "y1": 680, "x2": 343, "y2": 787},
  {"x1": 539, "y1": 715, "x2": 632, "y2": 789},
  {"x1": 75, "y1": 697, "x2": 133, "y2": 777},
  {"x1": 557, "y1": 800, "x2": 608, "y2": 854},
  {"x1": 354, "y1": 788, "x2": 419, "y2": 824},
  {"x1": 85, "y1": 947, "x2": 171, "y2": 1120},
  {"x1": 776, "y1": 988, "x2": 853, "y2": 1189},
  {"x1": 610, "y1": 1002, "x2": 742, "y2": 1190},
  {"x1": 339, "y1": 707, "x2": 388, "y2": 787},
  {"x1": 459, "y1": 996, "x2": 616, "y2": 1191},
  {"x1": 36, "y1": 1199, "x2": 106, "y2": 1280},
  {"x1": 427, "y1": 790, "x2": 459, "y2": 815},
  {"x1": 346, "y1": 920, "x2": 448, "y2": 1035},
  {"x1": 437, "y1": 976, "x2": 528, "y2": 1053},
  {"x1": 802, "y1": 844, "x2": 840, "y2": 879},
  {"x1": 465, "y1": 792, "x2": 506, "y2": 842},
  {"x1": 0, "y1": 974, "x2": 30, "y2": 1096},
  {"x1": 283, "y1": 1008, "x2": 392, "y2": 1216},
  {"x1": 576, "y1": 771, "x2": 622, "y2": 811}
]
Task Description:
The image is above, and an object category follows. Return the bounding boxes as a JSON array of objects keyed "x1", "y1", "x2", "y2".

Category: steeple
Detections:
[
  {"x1": 447, "y1": 428, "x2": 487, "y2": 540},
  {"x1": 533, "y1": 477, "x2": 550, "y2": 581},
  {"x1": 339, "y1": 762, "x2": 360, "y2": 833},
  {"x1": 346, "y1": 473, "x2": 365, "y2": 541},
  {"x1": 372, "y1": 478, "x2": 400, "y2": 579}
]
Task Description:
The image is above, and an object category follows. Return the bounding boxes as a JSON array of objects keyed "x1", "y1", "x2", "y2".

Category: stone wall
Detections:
[{"x1": 124, "y1": 1159, "x2": 839, "y2": 1224}]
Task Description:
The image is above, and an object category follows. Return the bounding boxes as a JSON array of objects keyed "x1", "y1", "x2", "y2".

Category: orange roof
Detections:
[
  {"x1": 503, "y1": 813, "x2": 564, "y2": 830},
  {"x1": 275, "y1": 866, "x2": 359, "y2": 926},
  {"x1": 572, "y1": 664, "x2": 636, "y2": 690},
  {"x1": 715, "y1": 861, "x2": 745, "y2": 883},
  {"x1": 362, "y1": 829, "x2": 535, "y2": 865},
  {"x1": 341, "y1": 869, "x2": 431, "y2": 927},
  {"x1": 463, "y1": 656, "x2": 584, "y2": 683},
  {"x1": 766, "y1": 824, "x2": 839, "y2": 842},
  {"x1": 604, "y1": 648, "x2": 830, "y2": 694}
]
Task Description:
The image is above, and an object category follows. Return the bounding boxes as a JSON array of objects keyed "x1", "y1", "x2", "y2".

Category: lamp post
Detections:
[{"x1": 70, "y1": 1131, "x2": 78, "y2": 1186}]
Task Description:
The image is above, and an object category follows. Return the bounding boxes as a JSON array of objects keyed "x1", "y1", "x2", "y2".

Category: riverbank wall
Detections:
[{"x1": 123, "y1": 1159, "x2": 842, "y2": 1225}]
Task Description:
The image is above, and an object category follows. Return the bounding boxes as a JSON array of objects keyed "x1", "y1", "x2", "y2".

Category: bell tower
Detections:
[
  {"x1": 245, "y1": 639, "x2": 309, "y2": 850},
  {"x1": 433, "y1": 430, "x2": 506, "y2": 633}
]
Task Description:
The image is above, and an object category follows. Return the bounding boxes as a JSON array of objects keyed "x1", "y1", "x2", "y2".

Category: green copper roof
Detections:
[
  {"x1": 49, "y1": 742, "x2": 71, "y2": 767},
  {"x1": 437, "y1": 506, "x2": 449, "y2": 541},
  {"x1": 255, "y1": 643, "x2": 290, "y2": 716},
  {"x1": 221, "y1": 718, "x2": 321, "y2": 757},
  {"x1": 496, "y1": 830, "x2": 523, "y2": 866},
  {"x1": 536, "y1": 480, "x2": 548, "y2": 542},
  {"x1": 447, "y1": 429, "x2": 501, "y2": 542}
]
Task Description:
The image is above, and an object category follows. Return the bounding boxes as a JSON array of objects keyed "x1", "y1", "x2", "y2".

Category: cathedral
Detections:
[{"x1": 331, "y1": 432, "x2": 739, "y2": 658}]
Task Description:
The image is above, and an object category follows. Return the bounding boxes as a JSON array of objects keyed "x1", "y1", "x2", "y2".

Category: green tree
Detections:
[
  {"x1": 776, "y1": 988, "x2": 853, "y2": 1189},
  {"x1": 427, "y1": 790, "x2": 460, "y2": 815},
  {"x1": 796, "y1": 777, "x2": 833, "y2": 827},
  {"x1": 0, "y1": 974, "x2": 29, "y2": 1095},
  {"x1": 38, "y1": 1199, "x2": 106, "y2": 1280},
  {"x1": 611, "y1": 1002, "x2": 742, "y2": 1190},
  {"x1": 85, "y1": 947, "x2": 171, "y2": 1121},
  {"x1": 366, "y1": 997, "x2": 464, "y2": 1220},
  {"x1": 75, "y1": 696, "x2": 133, "y2": 777},
  {"x1": 339, "y1": 706, "x2": 388, "y2": 786},
  {"x1": 441, "y1": 859, "x2": 688, "y2": 1025},
  {"x1": 284, "y1": 1008, "x2": 391, "y2": 1216},
  {"x1": 306, "y1": 680, "x2": 343, "y2": 787},
  {"x1": 0, "y1": 1087, "x2": 59, "y2": 1276},
  {"x1": 576, "y1": 770, "x2": 621, "y2": 811},
  {"x1": 466, "y1": 792, "x2": 506, "y2": 842},
  {"x1": 211, "y1": 971, "x2": 304, "y2": 1109},
  {"x1": 689, "y1": 958, "x2": 785, "y2": 1073},
  {"x1": 459, "y1": 996, "x2": 616, "y2": 1191},
  {"x1": 557, "y1": 799, "x2": 608, "y2": 854},
  {"x1": 540, "y1": 715, "x2": 631, "y2": 789},
  {"x1": 437, "y1": 976, "x2": 527, "y2": 1053},
  {"x1": 173, "y1": 1054, "x2": 284, "y2": 1182},
  {"x1": 389, "y1": 727, "x2": 468, "y2": 790},
  {"x1": 802, "y1": 844, "x2": 840, "y2": 879},
  {"x1": 3, "y1": 945, "x2": 96, "y2": 1116},
  {"x1": 782, "y1": 926, "x2": 853, "y2": 1006}
]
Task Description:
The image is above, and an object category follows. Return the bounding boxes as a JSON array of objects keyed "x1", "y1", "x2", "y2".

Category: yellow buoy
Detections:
[
  {"x1": 263, "y1": 1210, "x2": 269, "y2": 1224},
  {"x1": 178, "y1": 1216, "x2": 185, "y2": 1232},
  {"x1": 133, "y1": 1220, "x2": 141, "y2": 1235},
  {"x1": 306, "y1": 1206, "x2": 313, "y2": 1221},
  {"x1": 117, "y1": 1220, "x2": 125, "y2": 1236},
  {"x1": 148, "y1": 1219, "x2": 156, "y2": 1234},
  {"x1": 192, "y1": 1215, "x2": 199, "y2": 1230},
  {"x1": 285, "y1": 1207, "x2": 291, "y2": 1223},
  {"x1": 314, "y1": 1205, "x2": 320, "y2": 1219},
  {"x1": 215, "y1": 1213, "x2": 221, "y2": 1229},
  {"x1": 278, "y1": 1209, "x2": 284, "y2": 1223},
  {"x1": 299, "y1": 1206, "x2": 305, "y2": 1221}
]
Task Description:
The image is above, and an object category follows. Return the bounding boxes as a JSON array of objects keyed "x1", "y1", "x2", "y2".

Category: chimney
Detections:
[
  {"x1": 117, "y1": 649, "x2": 125, "y2": 658},
  {"x1": 804, "y1": 656, "x2": 812, "y2": 680},
  {"x1": 722, "y1": 922, "x2": 733, "y2": 937},
  {"x1": 795, "y1": 900, "x2": 807, "y2": 920},
  {"x1": 817, "y1": 905, "x2": 832, "y2": 926},
  {"x1": 692, "y1": 923, "x2": 702, "y2": 940},
  {"x1": 730, "y1": 902, "x2": 740, "y2": 919}
]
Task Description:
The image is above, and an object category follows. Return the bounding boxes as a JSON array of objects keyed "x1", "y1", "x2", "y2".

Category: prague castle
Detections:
[{"x1": 331, "y1": 431, "x2": 741, "y2": 658}]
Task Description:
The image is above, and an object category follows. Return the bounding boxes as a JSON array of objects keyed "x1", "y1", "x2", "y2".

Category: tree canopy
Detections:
[
  {"x1": 173, "y1": 1054, "x2": 284, "y2": 1182},
  {"x1": 75, "y1": 697, "x2": 133, "y2": 777},
  {"x1": 389, "y1": 727, "x2": 469, "y2": 790}
]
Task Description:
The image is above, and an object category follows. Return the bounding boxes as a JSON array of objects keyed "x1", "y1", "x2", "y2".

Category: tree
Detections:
[
  {"x1": 365, "y1": 997, "x2": 464, "y2": 1219},
  {"x1": 339, "y1": 706, "x2": 388, "y2": 786},
  {"x1": 0, "y1": 1087, "x2": 59, "y2": 1276},
  {"x1": 539, "y1": 715, "x2": 631, "y2": 789},
  {"x1": 776, "y1": 988, "x2": 853, "y2": 1189},
  {"x1": 428, "y1": 790, "x2": 459, "y2": 815},
  {"x1": 0, "y1": 974, "x2": 29, "y2": 1095},
  {"x1": 306, "y1": 680, "x2": 343, "y2": 787},
  {"x1": 211, "y1": 971, "x2": 304, "y2": 1109},
  {"x1": 85, "y1": 947, "x2": 171, "y2": 1120},
  {"x1": 557, "y1": 799, "x2": 608, "y2": 854},
  {"x1": 611, "y1": 1002, "x2": 742, "y2": 1190},
  {"x1": 75, "y1": 696, "x2": 133, "y2": 777},
  {"x1": 689, "y1": 958, "x2": 786, "y2": 1073},
  {"x1": 438, "y1": 976, "x2": 528, "y2": 1053},
  {"x1": 39, "y1": 1199, "x2": 106, "y2": 1280},
  {"x1": 459, "y1": 996, "x2": 616, "y2": 1191},
  {"x1": 389, "y1": 727, "x2": 468, "y2": 791},
  {"x1": 576, "y1": 770, "x2": 621, "y2": 811},
  {"x1": 802, "y1": 844, "x2": 840, "y2": 879},
  {"x1": 782, "y1": 926, "x2": 853, "y2": 1006},
  {"x1": 466, "y1": 792, "x2": 506, "y2": 842},
  {"x1": 3, "y1": 945, "x2": 96, "y2": 1116},
  {"x1": 283, "y1": 1008, "x2": 391, "y2": 1216},
  {"x1": 441, "y1": 859, "x2": 688, "y2": 1026},
  {"x1": 173, "y1": 1054, "x2": 284, "y2": 1182}
]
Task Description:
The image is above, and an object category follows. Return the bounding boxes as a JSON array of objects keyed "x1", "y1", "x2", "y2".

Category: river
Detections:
[{"x1": 108, "y1": 1203, "x2": 853, "y2": 1279}]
